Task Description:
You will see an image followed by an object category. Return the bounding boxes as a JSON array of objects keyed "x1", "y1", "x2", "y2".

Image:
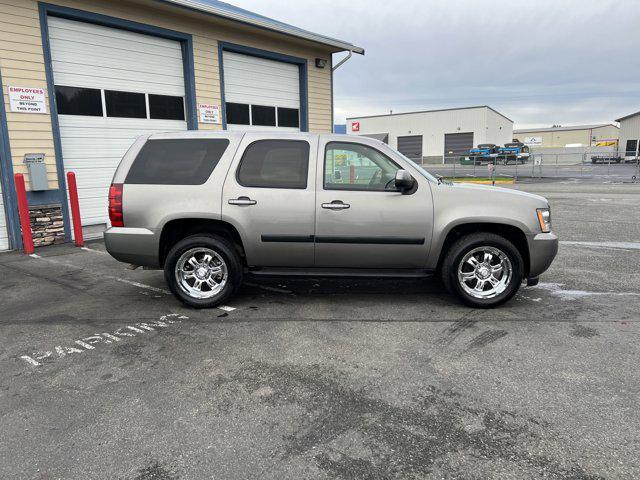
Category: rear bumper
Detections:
[
  {"x1": 104, "y1": 227, "x2": 160, "y2": 268},
  {"x1": 527, "y1": 232, "x2": 558, "y2": 278}
]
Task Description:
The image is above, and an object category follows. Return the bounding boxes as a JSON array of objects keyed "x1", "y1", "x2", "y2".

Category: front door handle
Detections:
[
  {"x1": 228, "y1": 196, "x2": 257, "y2": 206},
  {"x1": 321, "y1": 200, "x2": 350, "y2": 210}
]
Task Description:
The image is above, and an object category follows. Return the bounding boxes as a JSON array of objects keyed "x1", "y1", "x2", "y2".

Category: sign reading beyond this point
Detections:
[
  {"x1": 198, "y1": 104, "x2": 220, "y2": 124},
  {"x1": 9, "y1": 86, "x2": 47, "y2": 114}
]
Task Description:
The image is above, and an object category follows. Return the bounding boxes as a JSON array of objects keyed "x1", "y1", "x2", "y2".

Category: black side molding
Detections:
[{"x1": 261, "y1": 235, "x2": 425, "y2": 245}]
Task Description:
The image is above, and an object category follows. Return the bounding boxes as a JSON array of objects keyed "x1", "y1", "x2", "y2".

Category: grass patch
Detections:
[{"x1": 445, "y1": 177, "x2": 515, "y2": 184}]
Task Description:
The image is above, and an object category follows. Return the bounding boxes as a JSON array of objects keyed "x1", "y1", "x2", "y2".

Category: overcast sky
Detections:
[{"x1": 230, "y1": 0, "x2": 638, "y2": 128}]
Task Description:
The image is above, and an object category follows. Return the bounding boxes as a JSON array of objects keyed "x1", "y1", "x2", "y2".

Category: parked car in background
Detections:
[
  {"x1": 105, "y1": 132, "x2": 558, "y2": 309},
  {"x1": 498, "y1": 142, "x2": 530, "y2": 164},
  {"x1": 468, "y1": 144, "x2": 500, "y2": 164}
]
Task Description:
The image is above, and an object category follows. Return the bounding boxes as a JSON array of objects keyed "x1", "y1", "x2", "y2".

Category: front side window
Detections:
[
  {"x1": 237, "y1": 140, "x2": 309, "y2": 189},
  {"x1": 324, "y1": 142, "x2": 400, "y2": 191},
  {"x1": 125, "y1": 139, "x2": 229, "y2": 185}
]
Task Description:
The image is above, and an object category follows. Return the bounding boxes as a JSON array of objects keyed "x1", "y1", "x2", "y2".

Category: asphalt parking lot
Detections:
[{"x1": 1, "y1": 180, "x2": 639, "y2": 479}]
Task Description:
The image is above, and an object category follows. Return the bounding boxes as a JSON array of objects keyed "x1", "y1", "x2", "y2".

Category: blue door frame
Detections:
[
  {"x1": 37, "y1": 2, "x2": 198, "y2": 240},
  {"x1": 0, "y1": 70, "x2": 21, "y2": 249},
  {"x1": 218, "y1": 41, "x2": 309, "y2": 132}
]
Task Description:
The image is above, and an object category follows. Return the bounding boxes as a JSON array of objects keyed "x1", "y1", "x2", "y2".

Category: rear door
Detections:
[
  {"x1": 221, "y1": 134, "x2": 317, "y2": 267},
  {"x1": 315, "y1": 138, "x2": 433, "y2": 269}
]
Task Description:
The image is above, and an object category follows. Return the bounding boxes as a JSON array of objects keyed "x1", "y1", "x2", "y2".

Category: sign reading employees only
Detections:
[{"x1": 8, "y1": 86, "x2": 47, "y2": 114}]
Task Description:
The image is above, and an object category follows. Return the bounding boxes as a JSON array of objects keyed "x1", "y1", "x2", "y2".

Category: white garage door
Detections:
[
  {"x1": 48, "y1": 17, "x2": 188, "y2": 228},
  {"x1": 0, "y1": 181, "x2": 8, "y2": 251},
  {"x1": 222, "y1": 51, "x2": 301, "y2": 132}
]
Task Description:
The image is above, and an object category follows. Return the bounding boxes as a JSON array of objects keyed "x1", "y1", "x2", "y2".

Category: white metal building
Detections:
[
  {"x1": 347, "y1": 106, "x2": 513, "y2": 162},
  {"x1": 616, "y1": 110, "x2": 640, "y2": 156}
]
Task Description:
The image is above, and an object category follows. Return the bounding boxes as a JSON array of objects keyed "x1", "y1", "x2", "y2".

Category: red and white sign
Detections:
[
  {"x1": 198, "y1": 103, "x2": 220, "y2": 124},
  {"x1": 8, "y1": 86, "x2": 47, "y2": 114},
  {"x1": 351, "y1": 121, "x2": 360, "y2": 132}
]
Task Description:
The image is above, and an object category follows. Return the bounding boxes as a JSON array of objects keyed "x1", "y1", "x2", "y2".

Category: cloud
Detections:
[{"x1": 228, "y1": 0, "x2": 639, "y2": 127}]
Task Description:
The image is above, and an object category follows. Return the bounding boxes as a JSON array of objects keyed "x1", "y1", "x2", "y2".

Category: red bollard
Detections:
[
  {"x1": 349, "y1": 165, "x2": 355, "y2": 184},
  {"x1": 14, "y1": 173, "x2": 34, "y2": 255},
  {"x1": 66, "y1": 171, "x2": 84, "y2": 247}
]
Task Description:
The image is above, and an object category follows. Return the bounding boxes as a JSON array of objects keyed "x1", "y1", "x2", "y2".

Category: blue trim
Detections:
[
  {"x1": 37, "y1": 3, "x2": 199, "y2": 240},
  {"x1": 0, "y1": 70, "x2": 22, "y2": 249},
  {"x1": 26, "y1": 188, "x2": 63, "y2": 206},
  {"x1": 218, "y1": 42, "x2": 309, "y2": 132}
]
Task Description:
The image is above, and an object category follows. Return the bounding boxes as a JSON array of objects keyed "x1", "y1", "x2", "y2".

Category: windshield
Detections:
[{"x1": 379, "y1": 143, "x2": 439, "y2": 183}]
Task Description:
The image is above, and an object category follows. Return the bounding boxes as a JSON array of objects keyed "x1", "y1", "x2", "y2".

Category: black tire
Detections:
[
  {"x1": 441, "y1": 232, "x2": 524, "y2": 308},
  {"x1": 164, "y1": 234, "x2": 243, "y2": 308}
]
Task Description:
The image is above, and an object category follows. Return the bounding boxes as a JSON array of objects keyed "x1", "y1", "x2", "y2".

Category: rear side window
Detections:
[
  {"x1": 237, "y1": 140, "x2": 309, "y2": 189},
  {"x1": 125, "y1": 139, "x2": 230, "y2": 185}
]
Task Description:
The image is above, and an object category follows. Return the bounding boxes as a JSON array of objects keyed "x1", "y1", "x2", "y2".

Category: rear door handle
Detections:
[
  {"x1": 228, "y1": 196, "x2": 257, "y2": 206},
  {"x1": 321, "y1": 201, "x2": 350, "y2": 210}
]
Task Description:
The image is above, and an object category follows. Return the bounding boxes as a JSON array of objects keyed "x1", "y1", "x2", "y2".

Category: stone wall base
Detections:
[{"x1": 29, "y1": 203, "x2": 65, "y2": 248}]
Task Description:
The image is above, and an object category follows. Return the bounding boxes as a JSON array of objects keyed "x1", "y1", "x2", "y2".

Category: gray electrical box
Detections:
[{"x1": 24, "y1": 153, "x2": 48, "y2": 191}]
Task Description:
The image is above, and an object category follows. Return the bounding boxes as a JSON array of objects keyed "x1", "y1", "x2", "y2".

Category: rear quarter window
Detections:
[{"x1": 125, "y1": 139, "x2": 229, "y2": 185}]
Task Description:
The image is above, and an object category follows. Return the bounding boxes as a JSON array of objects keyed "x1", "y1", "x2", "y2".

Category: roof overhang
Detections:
[{"x1": 160, "y1": 0, "x2": 365, "y2": 54}]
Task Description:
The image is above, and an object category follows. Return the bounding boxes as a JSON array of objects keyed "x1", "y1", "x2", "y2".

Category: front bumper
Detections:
[
  {"x1": 104, "y1": 227, "x2": 161, "y2": 268},
  {"x1": 527, "y1": 231, "x2": 558, "y2": 278}
]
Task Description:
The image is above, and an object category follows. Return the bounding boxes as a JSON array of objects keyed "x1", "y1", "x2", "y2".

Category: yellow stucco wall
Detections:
[{"x1": 0, "y1": 0, "x2": 335, "y2": 190}]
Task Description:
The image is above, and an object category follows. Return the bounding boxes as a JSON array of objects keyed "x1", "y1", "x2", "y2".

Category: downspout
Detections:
[
  {"x1": 332, "y1": 49, "x2": 353, "y2": 71},
  {"x1": 331, "y1": 50, "x2": 353, "y2": 132}
]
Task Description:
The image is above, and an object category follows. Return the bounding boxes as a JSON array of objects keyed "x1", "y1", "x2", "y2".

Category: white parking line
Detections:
[
  {"x1": 81, "y1": 246, "x2": 107, "y2": 254},
  {"x1": 29, "y1": 253, "x2": 235, "y2": 312},
  {"x1": 560, "y1": 241, "x2": 640, "y2": 251}
]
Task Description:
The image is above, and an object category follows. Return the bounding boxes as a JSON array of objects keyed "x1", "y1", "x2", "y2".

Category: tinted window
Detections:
[
  {"x1": 237, "y1": 140, "x2": 309, "y2": 189},
  {"x1": 251, "y1": 105, "x2": 276, "y2": 126},
  {"x1": 55, "y1": 86, "x2": 102, "y2": 116},
  {"x1": 626, "y1": 140, "x2": 637, "y2": 155},
  {"x1": 226, "y1": 102, "x2": 250, "y2": 125},
  {"x1": 149, "y1": 94, "x2": 185, "y2": 120},
  {"x1": 105, "y1": 90, "x2": 146, "y2": 118},
  {"x1": 278, "y1": 107, "x2": 299, "y2": 128},
  {"x1": 324, "y1": 142, "x2": 400, "y2": 191},
  {"x1": 125, "y1": 139, "x2": 230, "y2": 185}
]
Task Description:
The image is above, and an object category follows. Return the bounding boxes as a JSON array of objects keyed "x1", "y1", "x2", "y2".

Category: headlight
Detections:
[{"x1": 537, "y1": 208, "x2": 551, "y2": 233}]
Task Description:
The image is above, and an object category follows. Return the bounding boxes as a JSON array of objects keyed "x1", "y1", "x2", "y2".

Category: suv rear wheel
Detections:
[
  {"x1": 441, "y1": 232, "x2": 523, "y2": 308},
  {"x1": 164, "y1": 235, "x2": 243, "y2": 308}
]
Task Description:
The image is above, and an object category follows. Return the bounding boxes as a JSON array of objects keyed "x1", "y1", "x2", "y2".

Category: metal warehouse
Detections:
[
  {"x1": 346, "y1": 106, "x2": 513, "y2": 163},
  {"x1": 0, "y1": 0, "x2": 363, "y2": 252},
  {"x1": 513, "y1": 124, "x2": 620, "y2": 148},
  {"x1": 615, "y1": 110, "x2": 640, "y2": 157}
]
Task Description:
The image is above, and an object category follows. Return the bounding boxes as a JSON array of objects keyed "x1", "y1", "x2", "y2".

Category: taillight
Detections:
[{"x1": 108, "y1": 183, "x2": 124, "y2": 227}]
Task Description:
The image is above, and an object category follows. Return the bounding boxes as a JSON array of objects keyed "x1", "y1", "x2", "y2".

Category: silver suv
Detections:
[{"x1": 105, "y1": 132, "x2": 558, "y2": 308}]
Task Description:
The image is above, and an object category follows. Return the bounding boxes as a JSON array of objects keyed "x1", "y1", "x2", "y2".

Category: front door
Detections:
[
  {"x1": 222, "y1": 134, "x2": 317, "y2": 267},
  {"x1": 315, "y1": 139, "x2": 433, "y2": 269}
]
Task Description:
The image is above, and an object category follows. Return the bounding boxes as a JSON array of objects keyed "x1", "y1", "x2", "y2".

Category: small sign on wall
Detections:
[
  {"x1": 351, "y1": 121, "x2": 360, "y2": 132},
  {"x1": 8, "y1": 86, "x2": 47, "y2": 114},
  {"x1": 198, "y1": 104, "x2": 220, "y2": 124}
]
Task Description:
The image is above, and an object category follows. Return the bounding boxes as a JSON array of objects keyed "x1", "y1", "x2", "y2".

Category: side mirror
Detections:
[{"x1": 395, "y1": 169, "x2": 415, "y2": 193}]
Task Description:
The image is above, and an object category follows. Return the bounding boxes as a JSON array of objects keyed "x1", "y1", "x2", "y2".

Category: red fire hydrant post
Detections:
[
  {"x1": 66, "y1": 171, "x2": 84, "y2": 247},
  {"x1": 14, "y1": 173, "x2": 34, "y2": 255}
]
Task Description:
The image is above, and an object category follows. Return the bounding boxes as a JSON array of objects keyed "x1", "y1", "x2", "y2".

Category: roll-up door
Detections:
[
  {"x1": 222, "y1": 51, "x2": 301, "y2": 132},
  {"x1": 48, "y1": 16, "x2": 188, "y2": 229},
  {"x1": 397, "y1": 135, "x2": 422, "y2": 161},
  {"x1": 444, "y1": 132, "x2": 474, "y2": 159}
]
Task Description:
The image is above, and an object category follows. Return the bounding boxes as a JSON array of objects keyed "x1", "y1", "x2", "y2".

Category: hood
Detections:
[{"x1": 445, "y1": 182, "x2": 548, "y2": 206}]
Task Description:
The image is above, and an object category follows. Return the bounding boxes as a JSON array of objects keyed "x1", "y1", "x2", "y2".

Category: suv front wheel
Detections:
[
  {"x1": 164, "y1": 235, "x2": 243, "y2": 308},
  {"x1": 441, "y1": 232, "x2": 524, "y2": 308}
]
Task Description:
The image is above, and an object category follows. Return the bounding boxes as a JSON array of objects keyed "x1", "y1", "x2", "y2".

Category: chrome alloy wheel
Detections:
[
  {"x1": 175, "y1": 247, "x2": 228, "y2": 299},
  {"x1": 457, "y1": 246, "x2": 513, "y2": 300}
]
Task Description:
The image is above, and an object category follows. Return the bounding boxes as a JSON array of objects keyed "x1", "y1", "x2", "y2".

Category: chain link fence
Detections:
[{"x1": 421, "y1": 147, "x2": 640, "y2": 183}]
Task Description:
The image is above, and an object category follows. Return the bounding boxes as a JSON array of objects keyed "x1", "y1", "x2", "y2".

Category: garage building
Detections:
[
  {"x1": 346, "y1": 106, "x2": 513, "y2": 164},
  {"x1": 0, "y1": 0, "x2": 363, "y2": 251},
  {"x1": 615, "y1": 111, "x2": 640, "y2": 157},
  {"x1": 513, "y1": 124, "x2": 620, "y2": 148}
]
